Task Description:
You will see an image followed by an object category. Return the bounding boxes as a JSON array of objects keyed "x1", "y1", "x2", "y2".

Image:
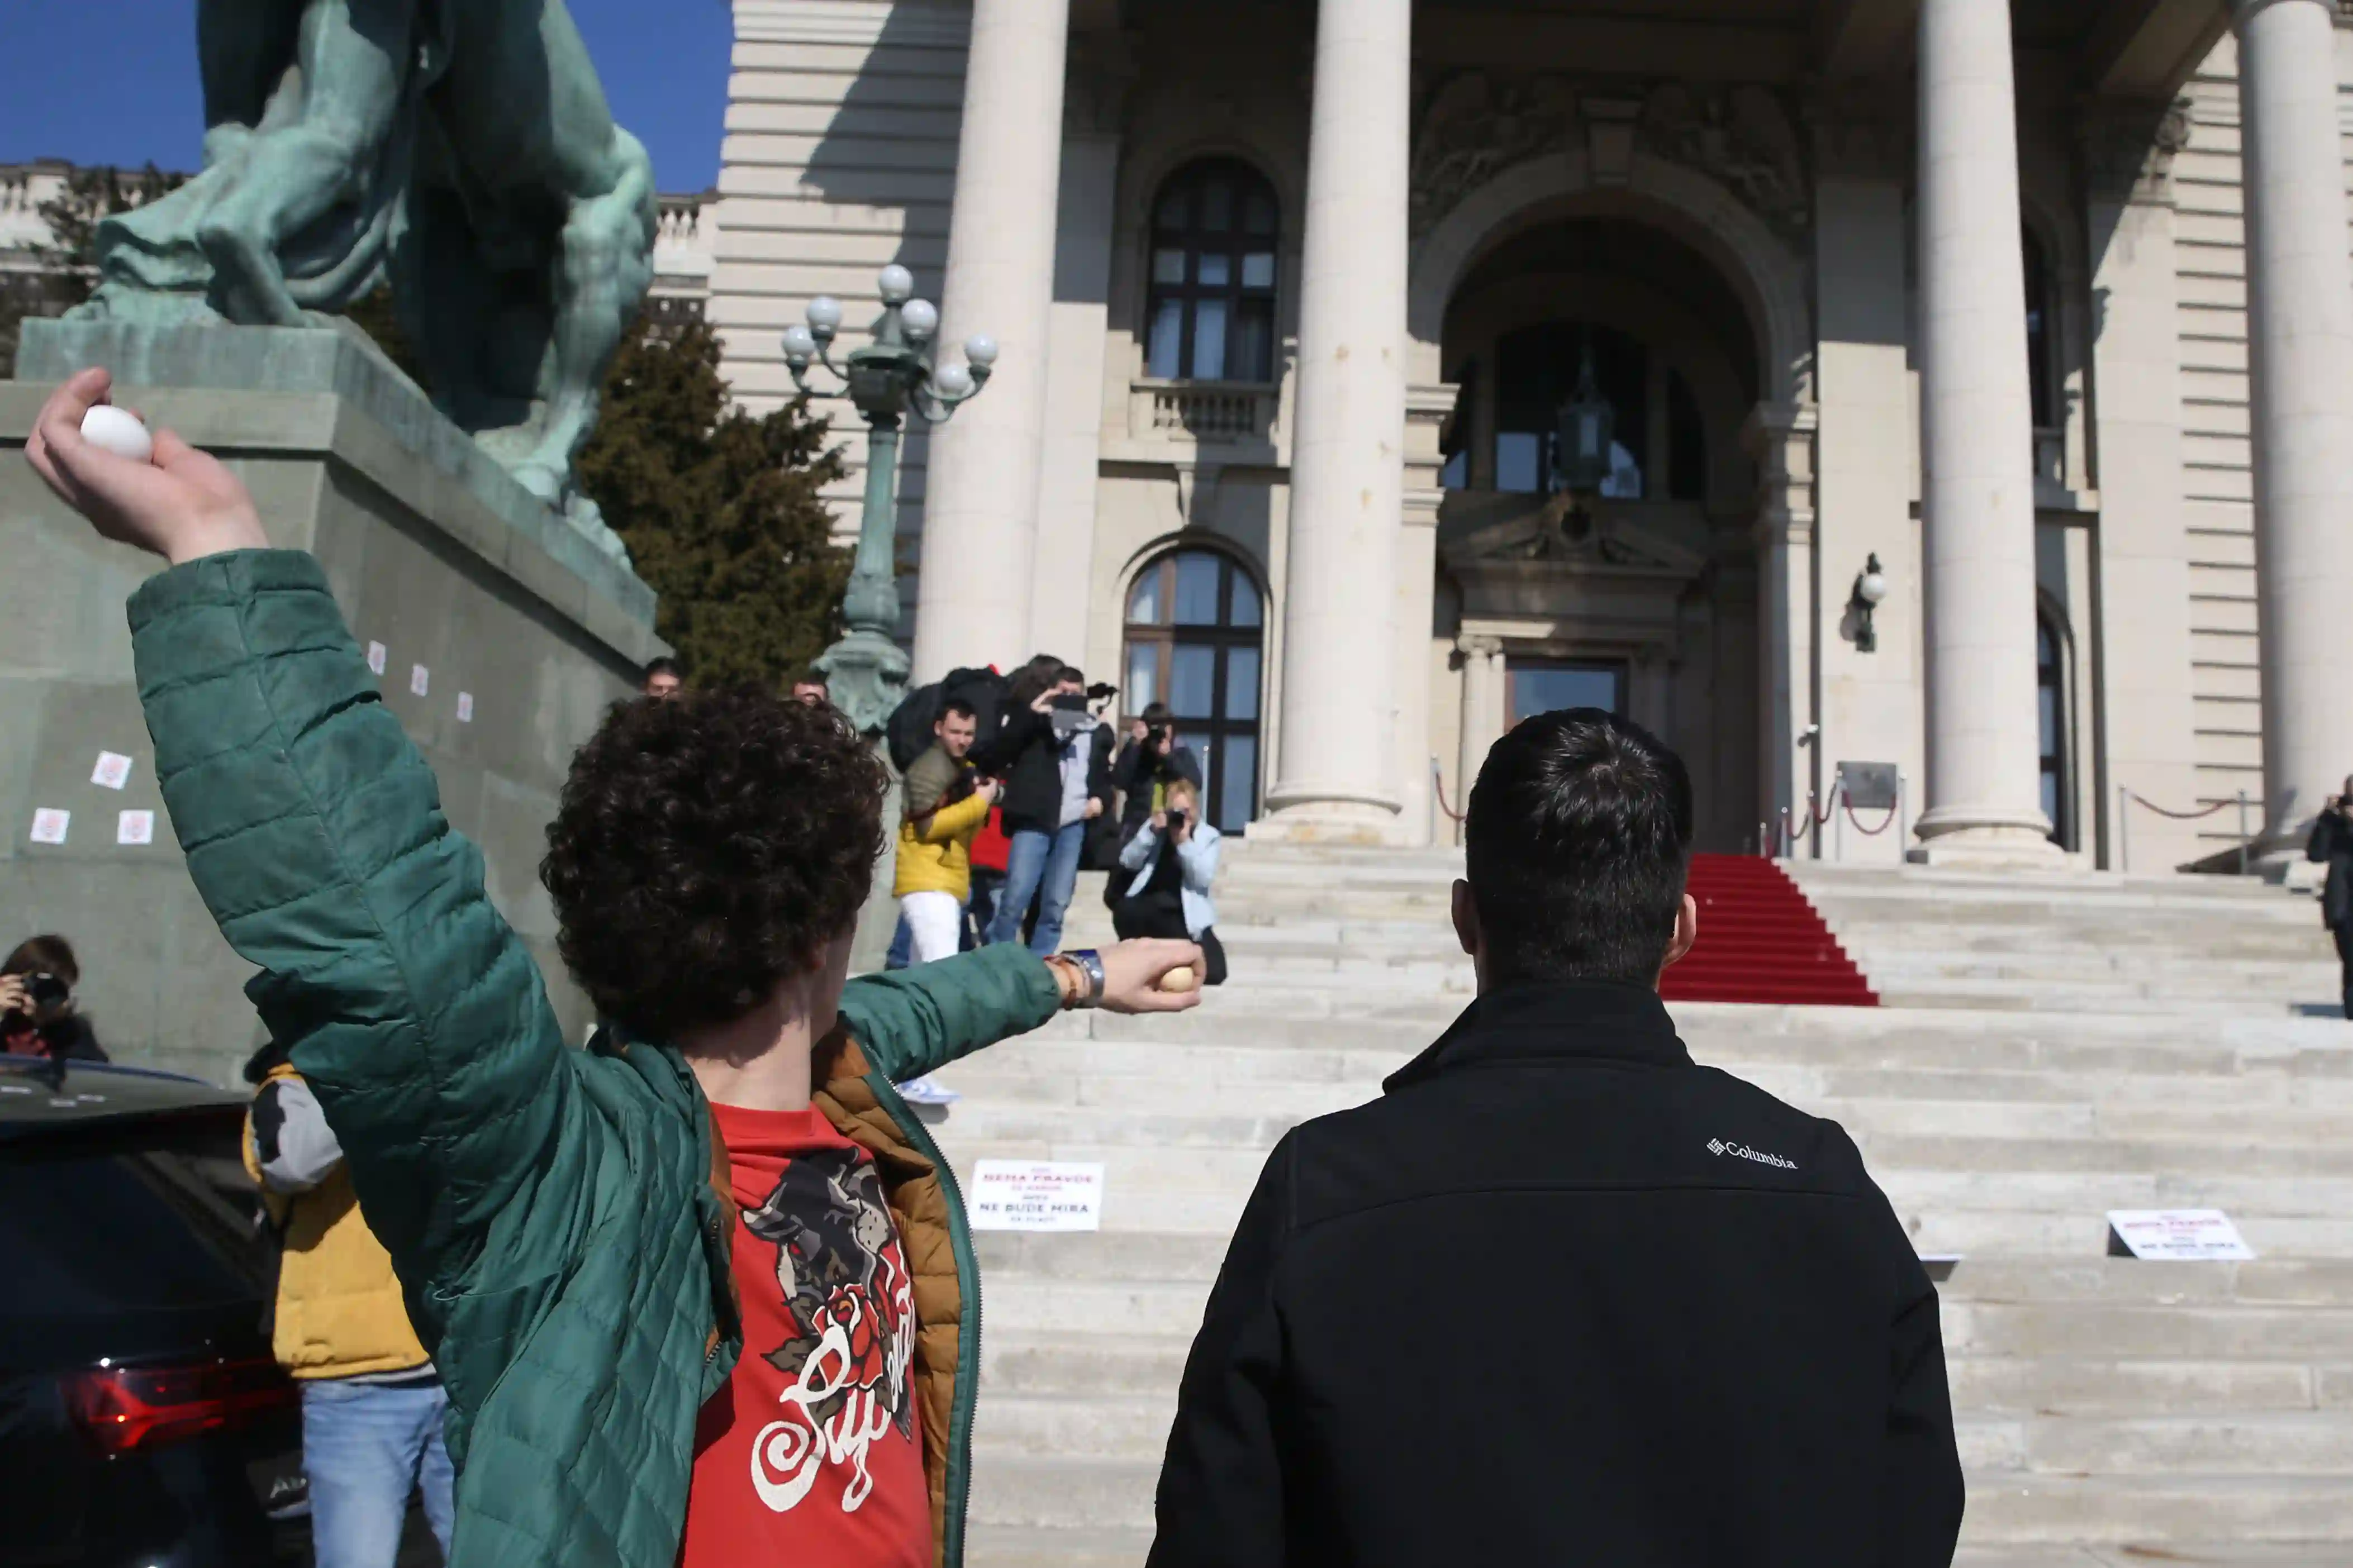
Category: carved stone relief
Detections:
[
  {"x1": 1411, "y1": 72, "x2": 1813, "y2": 245},
  {"x1": 2078, "y1": 96, "x2": 2194, "y2": 207}
]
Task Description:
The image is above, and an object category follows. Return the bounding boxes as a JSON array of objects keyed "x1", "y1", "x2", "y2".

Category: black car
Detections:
[{"x1": 1, "y1": 1054, "x2": 308, "y2": 1567}]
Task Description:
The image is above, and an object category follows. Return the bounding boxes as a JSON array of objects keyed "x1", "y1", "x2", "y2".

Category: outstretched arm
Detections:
[
  {"x1": 31, "y1": 370, "x2": 582, "y2": 1310},
  {"x1": 844, "y1": 939, "x2": 1209, "y2": 1084}
]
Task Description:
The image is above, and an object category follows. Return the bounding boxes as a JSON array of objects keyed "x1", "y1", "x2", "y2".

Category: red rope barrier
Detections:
[
  {"x1": 1779, "y1": 793, "x2": 1834, "y2": 845},
  {"x1": 1842, "y1": 795, "x2": 1900, "y2": 836},
  {"x1": 2122, "y1": 790, "x2": 2232, "y2": 822},
  {"x1": 1432, "y1": 760, "x2": 1468, "y2": 824}
]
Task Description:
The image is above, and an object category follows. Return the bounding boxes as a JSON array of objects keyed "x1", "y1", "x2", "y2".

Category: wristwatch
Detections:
[{"x1": 1063, "y1": 949, "x2": 1107, "y2": 1009}]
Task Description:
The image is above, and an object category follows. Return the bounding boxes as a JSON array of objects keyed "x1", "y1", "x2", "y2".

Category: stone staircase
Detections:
[{"x1": 929, "y1": 843, "x2": 2353, "y2": 1567}]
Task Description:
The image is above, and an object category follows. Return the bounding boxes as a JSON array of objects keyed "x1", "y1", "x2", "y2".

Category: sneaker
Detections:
[{"x1": 896, "y1": 1074, "x2": 961, "y2": 1107}]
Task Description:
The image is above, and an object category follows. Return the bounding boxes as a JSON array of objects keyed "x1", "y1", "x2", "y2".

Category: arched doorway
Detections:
[
  {"x1": 1433, "y1": 213, "x2": 1764, "y2": 850},
  {"x1": 1121, "y1": 548, "x2": 1265, "y2": 831}
]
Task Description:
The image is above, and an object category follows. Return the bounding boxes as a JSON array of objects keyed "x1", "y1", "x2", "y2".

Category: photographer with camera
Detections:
[
  {"x1": 1112, "y1": 778, "x2": 1228, "y2": 986},
  {"x1": 1112, "y1": 702, "x2": 1204, "y2": 844},
  {"x1": 2308, "y1": 775, "x2": 2353, "y2": 1017},
  {"x1": 1, "y1": 935, "x2": 107, "y2": 1062},
  {"x1": 976, "y1": 661, "x2": 1109, "y2": 954}
]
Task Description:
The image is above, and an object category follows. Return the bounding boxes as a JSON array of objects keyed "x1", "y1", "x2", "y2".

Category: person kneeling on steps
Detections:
[{"x1": 1113, "y1": 778, "x2": 1226, "y2": 986}]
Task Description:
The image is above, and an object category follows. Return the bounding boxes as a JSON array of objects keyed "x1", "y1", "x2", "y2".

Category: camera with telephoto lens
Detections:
[
  {"x1": 25, "y1": 973, "x2": 67, "y2": 1009},
  {"x1": 1166, "y1": 806, "x2": 1189, "y2": 833}
]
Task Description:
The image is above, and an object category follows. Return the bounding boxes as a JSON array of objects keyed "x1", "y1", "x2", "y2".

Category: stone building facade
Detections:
[{"x1": 710, "y1": 0, "x2": 2353, "y2": 873}]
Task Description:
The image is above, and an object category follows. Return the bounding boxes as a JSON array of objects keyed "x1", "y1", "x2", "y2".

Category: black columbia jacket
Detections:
[{"x1": 1150, "y1": 981, "x2": 1964, "y2": 1568}]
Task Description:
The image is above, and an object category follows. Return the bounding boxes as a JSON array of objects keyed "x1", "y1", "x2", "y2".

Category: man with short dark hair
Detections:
[
  {"x1": 1111, "y1": 701, "x2": 1202, "y2": 843},
  {"x1": 1150, "y1": 708, "x2": 1965, "y2": 1568},
  {"x1": 895, "y1": 698, "x2": 998, "y2": 964},
  {"x1": 790, "y1": 669, "x2": 830, "y2": 706},
  {"x1": 641, "y1": 655, "x2": 684, "y2": 699}
]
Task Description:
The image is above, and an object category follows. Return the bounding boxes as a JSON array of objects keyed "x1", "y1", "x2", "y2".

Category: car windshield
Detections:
[{"x1": 0, "y1": 1111, "x2": 272, "y2": 1367}]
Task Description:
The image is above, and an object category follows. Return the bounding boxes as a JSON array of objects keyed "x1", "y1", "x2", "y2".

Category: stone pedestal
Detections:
[{"x1": 2, "y1": 320, "x2": 662, "y2": 1084}]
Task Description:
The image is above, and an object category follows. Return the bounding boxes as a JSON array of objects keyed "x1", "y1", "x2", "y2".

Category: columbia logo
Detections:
[{"x1": 1708, "y1": 1137, "x2": 1796, "y2": 1170}]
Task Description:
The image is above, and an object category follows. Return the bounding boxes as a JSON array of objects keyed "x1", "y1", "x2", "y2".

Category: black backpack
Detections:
[{"x1": 886, "y1": 666, "x2": 1009, "y2": 771}]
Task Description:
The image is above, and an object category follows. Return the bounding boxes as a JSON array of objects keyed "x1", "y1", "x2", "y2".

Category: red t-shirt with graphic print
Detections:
[{"x1": 678, "y1": 1103, "x2": 930, "y2": 1568}]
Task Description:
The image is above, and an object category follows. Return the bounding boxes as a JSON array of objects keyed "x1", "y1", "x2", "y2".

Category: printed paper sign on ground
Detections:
[
  {"x1": 968, "y1": 1160, "x2": 1106, "y2": 1232},
  {"x1": 2107, "y1": 1209, "x2": 2255, "y2": 1261}
]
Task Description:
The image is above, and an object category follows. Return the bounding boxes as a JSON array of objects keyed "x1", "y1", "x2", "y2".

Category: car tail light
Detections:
[{"x1": 62, "y1": 1357, "x2": 297, "y2": 1455}]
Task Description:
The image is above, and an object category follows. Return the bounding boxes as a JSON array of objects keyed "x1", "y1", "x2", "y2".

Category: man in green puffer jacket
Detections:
[{"x1": 25, "y1": 369, "x2": 1204, "y2": 1568}]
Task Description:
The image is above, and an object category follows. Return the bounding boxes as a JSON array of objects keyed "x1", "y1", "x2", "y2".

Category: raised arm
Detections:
[
  {"x1": 911, "y1": 785, "x2": 991, "y2": 845},
  {"x1": 1177, "y1": 830, "x2": 1221, "y2": 892},
  {"x1": 31, "y1": 370, "x2": 581, "y2": 1307}
]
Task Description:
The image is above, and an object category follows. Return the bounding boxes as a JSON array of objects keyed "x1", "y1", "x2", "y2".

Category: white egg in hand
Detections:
[{"x1": 80, "y1": 404, "x2": 154, "y2": 464}]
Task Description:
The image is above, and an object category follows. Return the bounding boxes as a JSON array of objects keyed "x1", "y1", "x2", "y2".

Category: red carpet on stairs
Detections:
[{"x1": 1660, "y1": 854, "x2": 1879, "y2": 1007}]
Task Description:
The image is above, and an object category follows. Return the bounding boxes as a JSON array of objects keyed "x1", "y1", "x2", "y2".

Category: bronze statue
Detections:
[{"x1": 74, "y1": 0, "x2": 657, "y2": 549}]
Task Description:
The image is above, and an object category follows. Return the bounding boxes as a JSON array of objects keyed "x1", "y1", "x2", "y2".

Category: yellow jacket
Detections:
[
  {"x1": 893, "y1": 784, "x2": 992, "y2": 900},
  {"x1": 243, "y1": 1064, "x2": 431, "y2": 1380}
]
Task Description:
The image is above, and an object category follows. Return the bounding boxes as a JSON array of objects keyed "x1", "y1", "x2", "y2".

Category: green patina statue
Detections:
[{"x1": 72, "y1": 0, "x2": 657, "y2": 555}]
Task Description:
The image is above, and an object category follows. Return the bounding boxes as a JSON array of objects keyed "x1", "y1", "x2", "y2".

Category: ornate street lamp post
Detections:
[{"x1": 786, "y1": 264, "x2": 996, "y2": 732}]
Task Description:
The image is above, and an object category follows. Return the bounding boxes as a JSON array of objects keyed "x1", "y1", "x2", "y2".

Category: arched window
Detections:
[
  {"x1": 2038, "y1": 613, "x2": 2070, "y2": 848},
  {"x1": 1145, "y1": 159, "x2": 1280, "y2": 383},
  {"x1": 2024, "y1": 225, "x2": 2056, "y2": 430},
  {"x1": 1121, "y1": 550, "x2": 1265, "y2": 831},
  {"x1": 1489, "y1": 322, "x2": 1706, "y2": 502}
]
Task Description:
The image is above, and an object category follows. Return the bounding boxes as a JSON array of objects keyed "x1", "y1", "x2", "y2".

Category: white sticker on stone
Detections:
[
  {"x1": 457, "y1": 692, "x2": 474, "y2": 723},
  {"x1": 2107, "y1": 1208, "x2": 2255, "y2": 1261},
  {"x1": 410, "y1": 664, "x2": 430, "y2": 697},
  {"x1": 29, "y1": 808, "x2": 69, "y2": 845},
  {"x1": 91, "y1": 751, "x2": 134, "y2": 790},
  {"x1": 116, "y1": 809, "x2": 155, "y2": 846},
  {"x1": 967, "y1": 1160, "x2": 1106, "y2": 1232},
  {"x1": 367, "y1": 641, "x2": 388, "y2": 675}
]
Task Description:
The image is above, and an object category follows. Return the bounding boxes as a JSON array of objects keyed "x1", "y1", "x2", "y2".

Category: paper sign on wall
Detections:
[
  {"x1": 367, "y1": 641, "x2": 388, "y2": 675},
  {"x1": 2107, "y1": 1209, "x2": 2255, "y2": 1261},
  {"x1": 457, "y1": 692, "x2": 474, "y2": 723},
  {"x1": 968, "y1": 1160, "x2": 1106, "y2": 1232},
  {"x1": 410, "y1": 664, "x2": 430, "y2": 697},
  {"x1": 91, "y1": 751, "x2": 134, "y2": 790},
  {"x1": 29, "y1": 808, "x2": 69, "y2": 845},
  {"x1": 116, "y1": 810, "x2": 155, "y2": 846}
]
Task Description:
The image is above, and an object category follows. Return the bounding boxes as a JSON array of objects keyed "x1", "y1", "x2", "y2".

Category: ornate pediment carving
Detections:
[
  {"x1": 1442, "y1": 492, "x2": 1708, "y2": 576},
  {"x1": 1411, "y1": 72, "x2": 1811, "y2": 244}
]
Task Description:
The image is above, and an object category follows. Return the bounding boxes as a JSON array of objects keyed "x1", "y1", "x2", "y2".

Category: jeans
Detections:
[
  {"x1": 301, "y1": 1379, "x2": 454, "y2": 1568},
  {"x1": 987, "y1": 821, "x2": 1086, "y2": 953}
]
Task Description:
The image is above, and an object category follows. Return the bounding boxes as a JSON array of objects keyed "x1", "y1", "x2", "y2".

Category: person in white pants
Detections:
[{"x1": 893, "y1": 700, "x2": 998, "y2": 964}]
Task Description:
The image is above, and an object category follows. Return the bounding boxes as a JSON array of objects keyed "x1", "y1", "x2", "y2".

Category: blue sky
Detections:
[{"x1": 0, "y1": 0, "x2": 733, "y2": 193}]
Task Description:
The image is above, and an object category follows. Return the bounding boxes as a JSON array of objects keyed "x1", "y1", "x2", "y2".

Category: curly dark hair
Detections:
[{"x1": 541, "y1": 688, "x2": 888, "y2": 1039}]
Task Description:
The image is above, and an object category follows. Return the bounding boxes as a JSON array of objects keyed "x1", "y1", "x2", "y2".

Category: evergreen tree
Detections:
[{"x1": 573, "y1": 316, "x2": 850, "y2": 689}]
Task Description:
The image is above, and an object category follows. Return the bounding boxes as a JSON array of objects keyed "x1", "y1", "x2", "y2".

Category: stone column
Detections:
[
  {"x1": 1913, "y1": 0, "x2": 2059, "y2": 862},
  {"x1": 1744, "y1": 402, "x2": 1819, "y2": 853},
  {"x1": 2083, "y1": 99, "x2": 2200, "y2": 871},
  {"x1": 1258, "y1": 0, "x2": 1411, "y2": 840},
  {"x1": 2235, "y1": 0, "x2": 2353, "y2": 851},
  {"x1": 912, "y1": 0, "x2": 1071, "y2": 680},
  {"x1": 1454, "y1": 635, "x2": 1505, "y2": 846}
]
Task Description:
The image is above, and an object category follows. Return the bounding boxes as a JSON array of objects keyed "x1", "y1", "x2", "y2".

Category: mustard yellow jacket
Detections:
[
  {"x1": 893, "y1": 785, "x2": 992, "y2": 900},
  {"x1": 244, "y1": 1063, "x2": 431, "y2": 1380}
]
